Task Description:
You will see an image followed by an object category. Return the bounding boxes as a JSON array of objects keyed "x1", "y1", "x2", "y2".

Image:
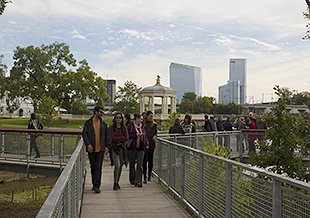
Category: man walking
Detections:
[{"x1": 82, "y1": 106, "x2": 109, "y2": 193}]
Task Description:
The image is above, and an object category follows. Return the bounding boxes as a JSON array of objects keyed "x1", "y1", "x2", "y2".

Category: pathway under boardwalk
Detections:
[{"x1": 81, "y1": 159, "x2": 191, "y2": 218}]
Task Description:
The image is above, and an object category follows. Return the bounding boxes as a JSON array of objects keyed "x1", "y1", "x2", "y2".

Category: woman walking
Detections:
[
  {"x1": 127, "y1": 113, "x2": 149, "y2": 187},
  {"x1": 110, "y1": 112, "x2": 129, "y2": 190},
  {"x1": 143, "y1": 111, "x2": 157, "y2": 184}
]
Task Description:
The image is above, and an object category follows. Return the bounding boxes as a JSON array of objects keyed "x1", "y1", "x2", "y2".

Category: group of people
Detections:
[{"x1": 82, "y1": 106, "x2": 157, "y2": 194}]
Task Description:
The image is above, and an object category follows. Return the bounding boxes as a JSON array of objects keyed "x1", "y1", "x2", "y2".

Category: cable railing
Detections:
[
  {"x1": 36, "y1": 138, "x2": 85, "y2": 218},
  {"x1": 0, "y1": 127, "x2": 82, "y2": 176},
  {"x1": 154, "y1": 136, "x2": 310, "y2": 218}
]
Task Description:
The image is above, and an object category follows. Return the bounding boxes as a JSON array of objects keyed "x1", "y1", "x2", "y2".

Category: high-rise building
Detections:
[
  {"x1": 169, "y1": 62, "x2": 202, "y2": 103},
  {"x1": 219, "y1": 59, "x2": 247, "y2": 104},
  {"x1": 105, "y1": 79, "x2": 116, "y2": 105}
]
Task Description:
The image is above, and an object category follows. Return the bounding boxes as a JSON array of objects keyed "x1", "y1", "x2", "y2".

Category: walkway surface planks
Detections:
[{"x1": 81, "y1": 159, "x2": 191, "y2": 218}]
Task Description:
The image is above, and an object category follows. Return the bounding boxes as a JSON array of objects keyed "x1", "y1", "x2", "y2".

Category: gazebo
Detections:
[{"x1": 139, "y1": 76, "x2": 176, "y2": 119}]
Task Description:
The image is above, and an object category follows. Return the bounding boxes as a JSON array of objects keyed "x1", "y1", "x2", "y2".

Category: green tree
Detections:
[
  {"x1": 179, "y1": 92, "x2": 197, "y2": 113},
  {"x1": 111, "y1": 81, "x2": 141, "y2": 114},
  {"x1": 250, "y1": 85, "x2": 310, "y2": 181},
  {"x1": 305, "y1": 0, "x2": 310, "y2": 39},
  {"x1": 6, "y1": 42, "x2": 108, "y2": 112},
  {"x1": 37, "y1": 95, "x2": 58, "y2": 127},
  {"x1": 0, "y1": 0, "x2": 10, "y2": 15},
  {"x1": 213, "y1": 102, "x2": 242, "y2": 114}
]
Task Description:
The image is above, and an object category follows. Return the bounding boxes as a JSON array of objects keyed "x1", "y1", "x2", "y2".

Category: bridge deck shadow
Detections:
[{"x1": 81, "y1": 158, "x2": 191, "y2": 218}]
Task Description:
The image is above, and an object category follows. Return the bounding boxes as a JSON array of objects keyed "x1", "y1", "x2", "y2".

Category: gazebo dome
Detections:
[{"x1": 141, "y1": 76, "x2": 176, "y2": 94}]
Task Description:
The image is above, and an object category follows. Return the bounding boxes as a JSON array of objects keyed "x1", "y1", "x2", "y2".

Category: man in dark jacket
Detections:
[{"x1": 82, "y1": 106, "x2": 109, "y2": 193}]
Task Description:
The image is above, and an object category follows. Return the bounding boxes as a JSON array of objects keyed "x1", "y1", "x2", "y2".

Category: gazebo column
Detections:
[
  {"x1": 171, "y1": 97, "x2": 176, "y2": 113},
  {"x1": 162, "y1": 96, "x2": 168, "y2": 115},
  {"x1": 149, "y1": 96, "x2": 155, "y2": 113},
  {"x1": 139, "y1": 95, "x2": 145, "y2": 114}
]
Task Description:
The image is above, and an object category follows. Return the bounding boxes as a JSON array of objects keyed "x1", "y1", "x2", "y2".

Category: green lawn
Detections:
[{"x1": 0, "y1": 117, "x2": 112, "y2": 128}]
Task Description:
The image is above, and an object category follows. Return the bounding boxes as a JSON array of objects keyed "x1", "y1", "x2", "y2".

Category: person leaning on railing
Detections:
[{"x1": 28, "y1": 113, "x2": 44, "y2": 158}]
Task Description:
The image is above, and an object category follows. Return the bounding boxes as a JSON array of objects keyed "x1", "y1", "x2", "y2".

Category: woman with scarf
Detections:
[
  {"x1": 127, "y1": 113, "x2": 149, "y2": 187},
  {"x1": 110, "y1": 112, "x2": 129, "y2": 190},
  {"x1": 143, "y1": 111, "x2": 157, "y2": 184}
]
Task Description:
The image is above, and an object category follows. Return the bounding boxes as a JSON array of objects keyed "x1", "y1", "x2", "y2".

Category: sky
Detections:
[{"x1": 0, "y1": 0, "x2": 309, "y2": 103}]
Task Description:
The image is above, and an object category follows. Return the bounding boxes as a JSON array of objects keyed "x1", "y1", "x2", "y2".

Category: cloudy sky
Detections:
[{"x1": 0, "y1": 0, "x2": 309, "y2": 103}]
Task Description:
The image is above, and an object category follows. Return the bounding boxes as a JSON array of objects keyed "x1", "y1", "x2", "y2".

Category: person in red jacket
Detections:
[{"x1": 248, "y1": 116, "x2": 257, "y2": 154}]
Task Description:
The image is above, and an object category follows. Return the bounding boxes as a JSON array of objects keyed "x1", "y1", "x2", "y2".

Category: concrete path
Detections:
[{"x1": 81, "y1": 159, "x2": 191, "y2": 218}]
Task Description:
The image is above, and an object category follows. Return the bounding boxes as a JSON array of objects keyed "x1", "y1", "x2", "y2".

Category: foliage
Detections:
[
  {"x1": 201, "y1": 136, "x2": 231, "y2": 157},
  {"x1": 304, "y1": 0, "x2": 310, "y2": 39},
  {"x1": 0, "y1": 0, "x2": 10, "y2": 15},
  {"x1": 36, "y1": 95, "x2": 58, "y2": 127},
  {"x1": 111, "y1": 80, "x2": 141, "y2": 114},
  {"x1": 213, "y1": 102, "x2": 243, "y2": 114},
  {"x1": 179, "y1": 92, "x2": 215, "y2": 114},
  {"x1": 250, "y1": 85, "x2": 310, "y2": 182},
  {"x1": 6, "y1": 42, "x2": 108, "y2": 112},
  {"x1": 160, "y1": 112, "x2": 181, "y2": 131}
]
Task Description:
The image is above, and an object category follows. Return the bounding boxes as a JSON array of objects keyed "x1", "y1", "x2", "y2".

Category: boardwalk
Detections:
[{"x1": 81, "y1": 158, "x2": 191, "y2": 218}]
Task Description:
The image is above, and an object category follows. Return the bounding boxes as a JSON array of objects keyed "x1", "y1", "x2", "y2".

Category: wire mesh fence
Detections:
[{"x1": 154, "y1": 137, "x2": 310, "y2": 218}]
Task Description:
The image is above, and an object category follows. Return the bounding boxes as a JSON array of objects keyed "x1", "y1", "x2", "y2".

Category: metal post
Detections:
[
  {"x1": 51, "y1": 134, "x2": 55, "y2": 157},
  {"x1": 26, "y1": 134, "x2": 31, "y2": 178},
  {"x1": 181, "y1": 147, "x2": 185, "y2": 200},
  {"x1": 226, "y1": 163, "x2": 232, "y2": 218},
  {"x1": 198, "y1": 153, "x2": 204, "y2": 215},
  {"x1": 168, "y1": 143, "x2": 171, "y2": 187},
  {"x1": 272, "y1": 179, "x2": 282, "y2": 218},
  {"x1": 195, "y1": 134, "x2": 198, "y2": 149},
  {"x1": 158, "y1": 141, "x2": 162, "y2": 178},
  {"x1": 1, "y1": 132, "x2": 4, "y2": 156},
  {"x1": 60, "y1": 134, "x2": 64, "y2": 171}
]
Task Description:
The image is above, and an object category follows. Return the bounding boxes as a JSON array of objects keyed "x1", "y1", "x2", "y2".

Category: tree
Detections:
[
  {"x1": 111, "y1": 81, "x2": 141, "y2": 114},
  {"x1": 0, "y1": 0, "x2": 10, "y2": 16},
  {"x1": 179, "y1": 92, "x2": 197, "y2": 113},
  {"x1": 250, "y1": 85, "x2": 310, "y2": 181},
  {"x1": 213, "y1": 102, "x2": 243, "y2": 114},
  {"x1": 6, "y1": 42, "x2": 108, "y2": 113},
  {"x1": 305, "y1": 0, "x2": 310, "y2": 39}
]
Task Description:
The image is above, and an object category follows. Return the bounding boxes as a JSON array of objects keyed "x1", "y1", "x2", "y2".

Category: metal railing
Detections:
[
  {"x1": 0, "y1": 127, "x2": 82, "y2": 176},
  {"x1": 36, "y1": 138, "x2": 86, "y2": 218},
  {"x1": 153, "y1": 137, "x2": 310, "y2": 218}
]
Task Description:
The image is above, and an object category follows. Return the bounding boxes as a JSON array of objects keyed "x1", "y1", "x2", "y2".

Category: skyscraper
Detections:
[
  {"x1": 169, "y1": 62, "x2": 202, "y2": 103},
  {"x1": 105, "y1": 79, "x2": 116, "y2": 105},
  {"x1": 219, "y1": 59, "x2": 247, "y2": 104}
]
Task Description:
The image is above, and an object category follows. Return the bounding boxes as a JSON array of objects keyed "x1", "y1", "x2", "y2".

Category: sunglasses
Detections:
[{"x1": 116, "y1": 116, "x2": 122, "y2": 119}]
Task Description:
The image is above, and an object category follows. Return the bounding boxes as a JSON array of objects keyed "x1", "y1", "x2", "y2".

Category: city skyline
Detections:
[{"x1": 0, "y1": 1, "x2": 309, "y2": 103}]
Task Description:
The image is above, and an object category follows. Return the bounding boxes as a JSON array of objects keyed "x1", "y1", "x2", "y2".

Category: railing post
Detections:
[
  {"x1": 26, "y1": 133, "x2": 31, "y2": 178},
  {"x1": 181, "y1": 147, "x2": 185, "y2": 200},
  {"x1": 1, "y1": 132, "x2": 4, "y2": 156},
  {"x1": 51, "y1": 134, "x2": 55, "y2": 157},
  {"x1": 195, "y1": 134, "x2": 198, "y2": 149},
  {"x1": 272, "y1": 179, "x2": 282, "y2": 218},
  {"x1": 158, "y1": 140, "x2": 162, "y2": 178},
  {"x1": 60, "y1": 134, "x2": 64, "y2": 171},
  {"x1": 198, "y1": 153, "x2": 204, "y2": 215},
  {"x1": 168, "y1": 143, "x2": 172, "y2": 187},
  {"x1": 226, "y1": 163, "x2": 232, "y2": 218}
]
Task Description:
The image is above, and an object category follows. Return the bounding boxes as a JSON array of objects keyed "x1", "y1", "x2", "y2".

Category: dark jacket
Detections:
[
  {"x1": 145, "y1": 122, "x2": 157, "y2": 150},
  {"x1": 82, "y1": 116, "x2": 108, "y2": 152},
  {"x1": 28, "y1": 119, "x2": 44, "y2": 130},
  {"x1": 169, "y1": 124, "x2": 185, "y2": 134}
]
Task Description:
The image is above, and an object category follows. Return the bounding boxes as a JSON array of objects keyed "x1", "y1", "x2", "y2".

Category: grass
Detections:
[{"x1": 0, "y1": 117, "x2": 112, "y2": 128}]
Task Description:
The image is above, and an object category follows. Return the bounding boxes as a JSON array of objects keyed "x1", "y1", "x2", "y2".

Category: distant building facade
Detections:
[
  {"x1": 105, "y1": 79, "x2": 116, "y2": 105},
  {"x1": 219, "y1": 58, "x2": 247, "y2": 104},
  {"x1": 169, "y1": 62, "x2": 202, "y2": 104}
]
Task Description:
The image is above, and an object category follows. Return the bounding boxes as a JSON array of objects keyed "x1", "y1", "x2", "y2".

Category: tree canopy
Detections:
[
  {"x1": 111, "y1": 80, "x2": 141, "y2": 114},
  {"x1": 0, "y1": 0, "x2": 10, "y2": 16},
  {"x1": 305, "y1": 0, "x2": 310, "y2": 39},
  {"x1": 250, "y1": 85, "x2": 310, "y2": 182},
  {"x1": 6, "y1": 42, "x2": 109, "y2": 113}
]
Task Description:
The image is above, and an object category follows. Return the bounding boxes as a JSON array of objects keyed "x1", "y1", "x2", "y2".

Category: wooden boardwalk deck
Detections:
[{"x1": 81, "y1": 159, "x2": 191, "y2": 218}]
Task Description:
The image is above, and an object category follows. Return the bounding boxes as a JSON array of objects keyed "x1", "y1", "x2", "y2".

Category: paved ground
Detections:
[{"x1": 81, "y1": 159, "x2": 191, "y2": 218}]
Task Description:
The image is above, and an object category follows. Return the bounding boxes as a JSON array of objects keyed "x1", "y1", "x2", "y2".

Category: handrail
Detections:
[
  {"x1": 0, "y1": 126, "x2": 82, "y2": 135},
  {"x1": 36, "y1": 138, "x2": 85, "y2": 218}
]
